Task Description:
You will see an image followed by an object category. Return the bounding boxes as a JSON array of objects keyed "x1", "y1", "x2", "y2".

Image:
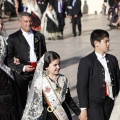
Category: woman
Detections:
[
  {"x1": 41, "y1": 4, "x2": 61, "y2": 40},
  {"x1": 22, "y1": 51, "x2": 80, "y2": 120},
  {"x1": 4, "y1": 0, "x2": 18, "y2": 21},
  {"x1": 0, "y1": 16, "x2": 21, "y2": 120},
  {"x1": 26, "y1": 0, "x2": 42, "y2": 31}
]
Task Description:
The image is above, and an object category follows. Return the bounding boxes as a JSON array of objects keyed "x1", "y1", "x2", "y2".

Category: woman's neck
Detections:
[{"x1": 48, "y1": 74, "x2": 58, "y2": 82}]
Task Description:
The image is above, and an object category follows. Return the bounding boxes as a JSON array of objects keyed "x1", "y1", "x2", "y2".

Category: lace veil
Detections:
[
  {"x1": 0, "y1": 24, "x2": 14, "y2": 80},
  {"x1": 22, "y1": 55, "x2": 44, "y2": 120}
]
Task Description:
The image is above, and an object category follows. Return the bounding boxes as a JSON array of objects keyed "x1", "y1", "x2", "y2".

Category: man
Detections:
[
  {"x1": 54, "y1": 0, "x2": 67, "y2": 37},
  {"x1": 70, "y1": 0, "x2": 82, "y2": 37},
  {"x1": 77, "y1": 29, "x2": 120, "y2": 120},
  {"x1": 7, "y1": 12, "x2": 47, "y2": 110}
]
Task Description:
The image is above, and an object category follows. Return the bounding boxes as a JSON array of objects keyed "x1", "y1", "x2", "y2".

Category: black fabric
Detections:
[
  {"x1": 37, "y1": 0, "x2": 48, "y2": 14},
  {"x1": 72, "y1": 16, "x2": 81, "y2": 35},
  {"x1": 54, "y1": 0, "x2": 67, "y2": 33},
  {"x1": 88, "y1": 97, "x2": 114, "y2": 120},
  {"x1": 4, "y1": 0, "x2": 15, "y2": 15},
  {"x1": 46, "y1": 14, "x2": 59, "y2": 33},
  {"x1": 70, "y1": 0, "x2": 82, "y2": 35},
  {"x1": 0, "y1": 68, "x2": 21, "y2": 120}
]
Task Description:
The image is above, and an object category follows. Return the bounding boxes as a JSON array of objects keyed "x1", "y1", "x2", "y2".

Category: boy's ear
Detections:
[{"x1": 94, "y1": 40, "x2": 99, "y2": 47}]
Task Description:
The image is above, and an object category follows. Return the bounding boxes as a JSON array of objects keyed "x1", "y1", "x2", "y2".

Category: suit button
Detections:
[{"x1": 103, "y1": 73, "x2": 104, "y2": 74}]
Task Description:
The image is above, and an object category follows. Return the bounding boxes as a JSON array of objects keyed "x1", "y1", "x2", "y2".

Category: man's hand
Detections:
[
  {"x1": 79, "y1": 109, "x2": 88, "y2": 120},
  {"x1": 14, "y1": 57, "x2": 20, "y2": 65},
  {"x1": 25, "y1": 65, "x2": 35, "y2": 72},
  {"x1": 74, "y1": 14, "x2": 78, "y2": 18}
]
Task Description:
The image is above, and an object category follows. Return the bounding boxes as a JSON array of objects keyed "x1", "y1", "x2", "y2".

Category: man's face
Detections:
[
  {"x1": 95, "y1": 37, "x2": 110, "y2": 53},
  {"x1": 19, "y1": 16, "x2": 32, "y2": 32}
]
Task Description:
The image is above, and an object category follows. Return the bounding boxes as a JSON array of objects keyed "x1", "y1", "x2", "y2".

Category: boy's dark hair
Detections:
[
  {"x1": 18, "y1": 12, "x2": 31, "y2": 20},
  {"x1": 90, "y1": 29, "x2": 109, "y2": 47},
  {"x1": 43, "y1": 51, "x2": 60, "y2": 70}
]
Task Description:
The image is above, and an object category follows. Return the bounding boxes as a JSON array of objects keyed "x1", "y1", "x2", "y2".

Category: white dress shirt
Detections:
[
  {"x1": 21, "y1": 29, "x2": 37, "y2": 62},
  {"x1": 72, "y1": 0, "x2": 76, "y2": 6},
  {"x1": 58, "y1": 0, "x2": 62, "y2": 13},
  {"x1": 95, "y1": 52, "x2": 113, "y2": 100},
  {"x1": 21, "y1": 29, "x2": 37, "y2": 72}
]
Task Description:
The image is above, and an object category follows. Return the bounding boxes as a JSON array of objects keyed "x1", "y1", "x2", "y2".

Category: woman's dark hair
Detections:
[
  {"x1": 43, "y1": 51, "x2": 60, "y2": 70},
  {"x1": 90, "y1": 29, "x2": 109, "y2": 47}
]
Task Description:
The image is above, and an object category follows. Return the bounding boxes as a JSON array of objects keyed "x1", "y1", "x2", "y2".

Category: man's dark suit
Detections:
[
  {"x1": 77, "y1": 52, "x2": 120, "y2": 120},
  {"x1": 71, "y1": 0, "x2": 82, "y2": 36},
  {"x1": 54, "y1": 0, "x2": 67, "y2": 35},
  {"x1": 7, "y1": 30, "x2": 47, "y2": 109}
]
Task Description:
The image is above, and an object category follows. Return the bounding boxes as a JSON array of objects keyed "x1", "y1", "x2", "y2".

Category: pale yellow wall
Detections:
[{"x1": 81, "y1": 0, "x2": 109, "y2": 14}]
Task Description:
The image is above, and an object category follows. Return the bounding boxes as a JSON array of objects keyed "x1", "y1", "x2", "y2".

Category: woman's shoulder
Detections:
[{"x1": 59, "y1": 74, "x2": 68, "y2": 82}]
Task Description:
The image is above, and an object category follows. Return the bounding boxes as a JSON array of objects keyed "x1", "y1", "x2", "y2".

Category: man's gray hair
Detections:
[{"x1": 18, "y1": 12, "x2": 32, "y2": 21}]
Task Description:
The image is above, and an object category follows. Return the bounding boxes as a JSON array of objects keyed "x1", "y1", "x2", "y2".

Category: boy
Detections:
[{"x1": 77, "y1": 29, "x2": 120, "y2": 120}]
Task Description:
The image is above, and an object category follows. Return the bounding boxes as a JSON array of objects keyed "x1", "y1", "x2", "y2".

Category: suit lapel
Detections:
[
  {"x1": 33, "y1": 31, "x2": 39, "y2": 50},
  {"x1": 105, "y1": 54, "x2": 112, "y2": 75},
  {"x1": 33, "y1": 31, "x2": 40, "y2": 61},
  {"x1": 19, "y1": 30, "x2": 29, "y2": 47}
]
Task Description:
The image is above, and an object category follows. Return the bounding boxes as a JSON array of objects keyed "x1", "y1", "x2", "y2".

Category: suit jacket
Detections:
[
  {"x1": 77, "y1": 51, "x2": 120, "y2": 108},
  {"x1": 7, "y1": 29, "x2": 47, "y2": 80},
  {"x1": 70, "y1": 0, "x2": 82, "y2": 17},
  {"x1": 54, "y1": 0, "x2": 67, "y2": 17}
]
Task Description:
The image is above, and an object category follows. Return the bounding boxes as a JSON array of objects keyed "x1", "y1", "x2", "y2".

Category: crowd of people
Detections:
[
  {"x1": 0, "y1": 0, "x2": 120, "y2": 120},
  {"x1": 0, "y1": 0, "x2": 82, "y2": 39},
  {"x1": 107, "y1": 0, "x2": 120, "y2": 29}
]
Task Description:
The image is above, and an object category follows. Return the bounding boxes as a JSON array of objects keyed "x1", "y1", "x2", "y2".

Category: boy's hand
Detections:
[{"x1": 79, "y1": 109, "x2": 88, "y2": 120}]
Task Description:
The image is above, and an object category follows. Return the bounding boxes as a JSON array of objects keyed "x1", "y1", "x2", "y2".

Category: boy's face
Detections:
[{"x1": 95, "y1": 37, "x2": 110, "y2": 54}]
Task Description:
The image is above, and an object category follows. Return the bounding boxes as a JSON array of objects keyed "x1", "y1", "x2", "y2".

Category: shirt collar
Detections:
[
  {"x1": 95, "y1": 52, "x2": 106, "y2": 60},
  {"x1": 21, "y1": 29, "x2": 33, "y2": 36}
]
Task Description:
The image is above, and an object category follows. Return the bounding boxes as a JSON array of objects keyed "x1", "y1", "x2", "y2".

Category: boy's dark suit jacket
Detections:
[{"x1": 77, "y1": 51, "x2": 120, "y2": 108}]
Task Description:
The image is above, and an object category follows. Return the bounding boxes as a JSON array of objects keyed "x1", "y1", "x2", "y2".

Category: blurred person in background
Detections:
[
  {"x1": 0, "y1": 16, "x2": 22, "y2": 120},
  {"x1": 26, "y1": 0, "x2": 42, "y2": 31}
]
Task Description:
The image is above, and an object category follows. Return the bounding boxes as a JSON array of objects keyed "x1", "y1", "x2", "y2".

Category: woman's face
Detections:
[
  {"x1": 49, "y1": 5, "x2": 53, "y2": 11},
  {"x1": 0, "y1": 19, "x2": 3, "y2": 31},
  {"x1": 31, "y1": 0, "x2": 35, "y2": 4},
  {"x1": 46, "y1": 58, "x2": 60, "y2": 76}
]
